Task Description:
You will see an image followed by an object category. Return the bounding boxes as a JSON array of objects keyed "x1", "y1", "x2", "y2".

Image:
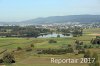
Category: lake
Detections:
[{"x1": 38, "y1": 33, "x2": 72, "y2": 38}]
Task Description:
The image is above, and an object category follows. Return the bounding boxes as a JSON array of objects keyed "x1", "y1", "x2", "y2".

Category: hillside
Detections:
[{"x1": 0, "y1": 15, "x2": 100, "y2": 25}]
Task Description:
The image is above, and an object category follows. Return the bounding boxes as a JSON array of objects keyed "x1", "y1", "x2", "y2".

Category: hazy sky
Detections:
[{"x1": 0, "y1": 0, "x2": 100, "y2": 22}]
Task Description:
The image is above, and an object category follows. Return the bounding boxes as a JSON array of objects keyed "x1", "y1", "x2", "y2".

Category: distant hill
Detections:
[{"x1": 0, "y1": 15, "x2": 100, "y2": 25}]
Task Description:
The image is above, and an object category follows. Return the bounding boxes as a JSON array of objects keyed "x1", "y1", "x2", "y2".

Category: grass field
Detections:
[{"x1": 0, "y1": 28, "x2": 100, "y2": 66}]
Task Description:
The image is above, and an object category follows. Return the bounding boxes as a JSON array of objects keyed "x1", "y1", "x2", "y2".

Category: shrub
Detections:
[
  {"x1": 73, "y1": 34, "x2": 78, "y2": 37},
  {"x1": 92, "y1": 52, "x2": 98, "y2": 62},
  {"x1": 96, "y1": 45, "x2": 99, "y2": 48},
  {"x1": 0, "y1": 59, "x2": 3, "y2": 63},
  {"x1": 89, "y1": 52, "x2": 99, "y2": 66},
  {"x1": 80, "y1": 41, "x2": 83, "y2": 45},
  {"x1": 84, "y1": 50, "x2": 91, "y2": 58},
  {"x1": 75, "y1": 40, "x2": 80, "y2": 44},
  {"x1": 88, "y1": 45, "x2": 93, "y2": 48},
  {"x1": 78, "y1": 49, "x2": 85, "y2": 54},
  {"x1": 67, "y1": 44, "x2": 72, "y2": 47},
  {"x1": 17, "y1": 47, "x2": 22, "y2": 51},
  {"x1": 30, "y1": 44, "x2": 34, "y2": 47},
  {"x1": 25, "y1": 47, "x2": 32, "y2": 52},
  {"x1": 57, "y1": 35, "x2": 60, "y2": 38},
  {"x1": 67, "y1": 47, "x2": 74, "y2": 53},
  {"x1": 84, "y1": 45, "x2": 88, "y2": 48},
  {"x1": 2, "y1": 52, "x2": 15, "y2": 64},
  {"x1": 36, "y1": 48, "x2": 74, "y2": 55},
  {"x1": 48, "y1": 39, "x2": 57, "y2": 43}
]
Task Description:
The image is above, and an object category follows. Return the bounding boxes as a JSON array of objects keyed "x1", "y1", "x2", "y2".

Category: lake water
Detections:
[{"x1": 38, "y1": 33, "x2": 72, "y2": 38}]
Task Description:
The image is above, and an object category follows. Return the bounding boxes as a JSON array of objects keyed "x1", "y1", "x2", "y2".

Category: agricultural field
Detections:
[{"x1": 0, "y1": 28, "x2": 100, "y2": 66}]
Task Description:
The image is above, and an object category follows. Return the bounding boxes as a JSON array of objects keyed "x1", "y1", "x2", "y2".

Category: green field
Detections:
[{"x1": 0, "y1": 28, "x2": 100, "y2": 66}]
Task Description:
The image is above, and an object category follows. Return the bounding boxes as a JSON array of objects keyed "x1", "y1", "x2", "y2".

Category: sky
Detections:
[{"x1": 0, "y1": 0, "x2": 100, "y2": 22}]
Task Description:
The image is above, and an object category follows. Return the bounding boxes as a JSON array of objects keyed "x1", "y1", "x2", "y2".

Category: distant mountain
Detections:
[
  {"x1": 0, "y1": 15, "x2": 100, "y2": 25},
  {"x1": 19, "y1": 15, "x2": 100, "y2": 24}
]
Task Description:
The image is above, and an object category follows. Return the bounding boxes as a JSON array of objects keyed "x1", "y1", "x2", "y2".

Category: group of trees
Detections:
[
  {"x1": 0, "y1": 26, "x2": 51, "y2": 38},
  {"x1": 57, "y1": 26, "x2": 83, "y2": 37},
  {"x1": 71, "y1": 26, "x2": 83, "y2": 37},
  {"x1": 0, "y1": 26, "x2": 83, "y2": 38}
]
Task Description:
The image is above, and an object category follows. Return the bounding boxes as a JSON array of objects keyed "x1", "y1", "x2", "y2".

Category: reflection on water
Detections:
[{"x1": 38, "y1": 33, "x2": 72, "y2": 38}]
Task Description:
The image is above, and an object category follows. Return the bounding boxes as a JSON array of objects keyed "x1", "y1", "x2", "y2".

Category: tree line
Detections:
[{"x1": 0, "y1": 26, "x2": 51, "y2": 38}]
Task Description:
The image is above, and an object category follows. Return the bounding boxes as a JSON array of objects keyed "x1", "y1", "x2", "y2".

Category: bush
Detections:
[
  {"x1": 96, "y1": 45, "x2": 99, "y2": 48},
  {"x1": 75, "y1": 40, "x2": 80, "y2": 44},
  {"x1": 25, "y1": 47, "x2": 32, "y2": 52},
  {"x1": 57, "y1": 35, "x2": 60, "y2": 38},
  {"x1": 80, "y1": 42, "x2": 83, "y2": 45},
  {"x1": 48, "y1": 39, "x2": 57, "y2": 43},
  {"x1": 37, "y1": 48, "x2": 74, "y2": 55},
  {"x1": 92, "y1": 52, "x2": 98, "y2": 62},
  {"x1": 88, "y1": 45, "x2": 93, "y2": 48},
  {"x1": 84, "y1": 45, "x2": 88, "y2": 48},
  {"x1": 73, "y1": 34, "x2": 78, "y2": 37},
  {"x1": 67, "y1": 44, "x2": 72, "y2": 47},
  {"x1": 78, "y1": 49, "x2": 85, "y2": 54},
  {"x1": 67, "y1": 47, "x2": 74, "y2": 53},
  {"x1": 84, "y1": 50, "x2": 91, "y2": 58},
  {"x1": 30, "y1": 44, "x2": 34, "y2": 47},
  {"x1": 89, "y1": 52, "x2": 99, "y2": 66},
  {"x1": 2, "y1": 52, "x2": 15, "y2": 64},
  {"x1": 17, "y1": 47, "x2": 22, "y2": 51},
  {"x1": 0, "y1": 59, "x2": 3, "y2": 63}
]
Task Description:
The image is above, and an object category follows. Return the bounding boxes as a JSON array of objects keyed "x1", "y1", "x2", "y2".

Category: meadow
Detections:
[{"x1": 0, "y1": 28, "x2": 100, "y2": 66}]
